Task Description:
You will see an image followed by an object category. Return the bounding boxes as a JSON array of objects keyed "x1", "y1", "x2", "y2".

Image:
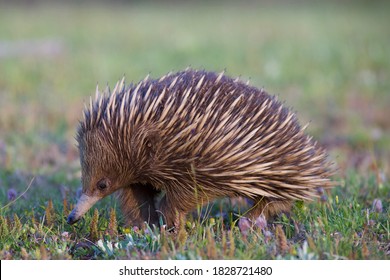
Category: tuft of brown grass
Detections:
[
  {"x1": 13, "y1": 213, "x2": 22, "y2": 232},
  {"x1": 276, "y1": 225, "x2": 288, "y2": 255},
  {"x1": 0, "y1": 250, "x2": 12, "y2": 260},
  {"x1": 90, "y1": 208, "x2": 100, "y2": 242},
  {"x1": 228, "y1": 230, "x2": 235, "y2": 258},
  {"x1": 0, "y1": 216, "x2": 9, "y2": 236},
  {"x1": 176, "y1": 215, "x2": 187, "y2": 247},
  {"x1": 362, "y1": 241, "x2": 370, "y2": 259},
  {"x1": 21, "y1": 247, "x2": 29, "y2": 260},
  {"x1": 159, "y1": 226, "x2": 169, "y2": 258},
  {"x1": 62, "y1": 198, "x2": 68, "y2": 217},
  {"x1": 307, "y1": 235, "x2": 317, "y2": 252},
  {"x1": 107, "y1": 208, "x2": 118, "y2": 238},
  {"x1": 222, "y1": 230, "x2": 227, "y2": 254},
  {"x1": 40, "y1": 244, "x2": 48, "y2": 260},
  {"x1": 45, "y1": 200, "x2": 54, "y2": 226},
  {"x1": 31, "y1": 212, "x2": 37, "y2": 230},
  {"x1": 206, "y1": 227, "x2": 217, "y2": 259}
]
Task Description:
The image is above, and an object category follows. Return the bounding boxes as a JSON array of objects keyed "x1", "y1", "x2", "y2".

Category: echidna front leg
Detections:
[
  {"x1": 246, "y1": 197, "x2": 292, "y2": 220},
  {"x1": 157, "y1": 193, "x2": 189, "y2": 230},
  {"x1": 118, "y1": 183, "x2": 160, "y2": 228}
]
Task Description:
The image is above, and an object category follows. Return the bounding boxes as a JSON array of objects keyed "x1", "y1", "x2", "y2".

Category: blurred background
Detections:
[{"x1": 0, "y1": 0, "x2": 389, "y2": 186}]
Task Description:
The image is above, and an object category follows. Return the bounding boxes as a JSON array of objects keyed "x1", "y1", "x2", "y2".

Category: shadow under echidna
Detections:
[{"x1": 67, "y1": 69, "x2": 335, "y2": 229}]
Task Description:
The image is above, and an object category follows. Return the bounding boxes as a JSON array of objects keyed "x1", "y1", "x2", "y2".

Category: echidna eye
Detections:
[{"x1": 96, "y1": 178, "x2": 110, "y2": 191}]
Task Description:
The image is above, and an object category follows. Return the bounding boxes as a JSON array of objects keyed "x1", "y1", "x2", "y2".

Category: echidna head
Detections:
[{"x1": 67, "y1": 128, "x2": 133, "y2": 225}]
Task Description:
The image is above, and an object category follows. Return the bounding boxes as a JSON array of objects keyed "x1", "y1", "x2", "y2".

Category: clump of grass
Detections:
[
  {"x1": 31, "y1": 212, "x2": 37, "y2": 230},
  {"x1": 90, "y1": 208, "x2": 100, "y2": 242},
  {"x1": 307, "y1": 235, "x2": 317, "y2": 252},
  {"x1": 276, "y1": 225, "x2": 288, "y2": 255},
  {"x1": 12, "y1": 213, "x2": 22, "y2": 233},
  {"x1": 20, "y1": 247, "x2": 29, "y2": 260},
  {"x1": 228, "y1": 230, "x2": 235, "y2": 258},
  {"x1": 206, "y1": 226, "x2": 217, "y2": 259},
  {"x1": 40, "y1": 244, "x2": 48, "y2": 260},
  {"x1": 159, "y1": 226, "x2": 169, "y2": 258},
  {"x1": 0, "y1": 216, "x2": 9, "y2": 237},
  {"x1": 221, "y1": 230, "x2": 227, "y2": 255},
  {"x1": 62, "y1": 198, "x2": 68, "y2": 218},
  {"x1": 45, "y1": 200, "x2": 54, "y2": 226},
  {"x1": 176, "y1": 215, "x2": 188, "y2": 247},
  {"x1": 362, "y1": 240, "x2": 370, "y2": 259},
  {"x1": 107, "y1": 208, "x2": 118, "y2": 238}
]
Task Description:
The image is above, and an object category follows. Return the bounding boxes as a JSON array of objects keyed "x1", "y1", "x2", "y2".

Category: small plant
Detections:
[
  {"x1": 107, "y1": 208, "x2": 118, "y2": 238},
  {"x1": 90, "y1": 208, "x2": 100, "y2": 242},
  {"x1": 276, "y1": 225, "x2": 288, "y2": 255},
  {"x1": 12, "y1": 213, "x2": 22, "y2": 233},
  {"x1": 62, "y1": 198, "x2": 68, "y2": 218},
  {"x1": 176, "y1": 215, "x2": 187, "y2": 247},
  {"x1": 0, "y1": 216, "x2": 9, "y2": 237},
  {"x1": 228, "y1": 230, "x2": 235, "y2": 258},
  {"x1": 206, "y1": 226, "x2": 217, "y2": 259},
  {"x1": 45, "y1": 200, "x2": 54, "y2": 226}
]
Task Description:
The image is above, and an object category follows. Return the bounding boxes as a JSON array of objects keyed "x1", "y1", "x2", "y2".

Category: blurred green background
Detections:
[{"x1": 0, "y1": 0, "x2": 389, "y2": 181}]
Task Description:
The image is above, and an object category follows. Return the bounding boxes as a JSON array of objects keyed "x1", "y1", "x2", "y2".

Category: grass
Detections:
[{"x1": 0, "y1": 1, "x2": 389, "y2": 259}]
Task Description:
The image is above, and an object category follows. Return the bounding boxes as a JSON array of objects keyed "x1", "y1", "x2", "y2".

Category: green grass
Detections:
[{"x1": 0, "y1": 1, "x2": 389, "y2": 259}]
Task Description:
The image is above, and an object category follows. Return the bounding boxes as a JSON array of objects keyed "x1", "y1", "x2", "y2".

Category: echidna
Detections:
[{"x1": 67, "y1": 69, "x2": 334, "y2": 228}]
